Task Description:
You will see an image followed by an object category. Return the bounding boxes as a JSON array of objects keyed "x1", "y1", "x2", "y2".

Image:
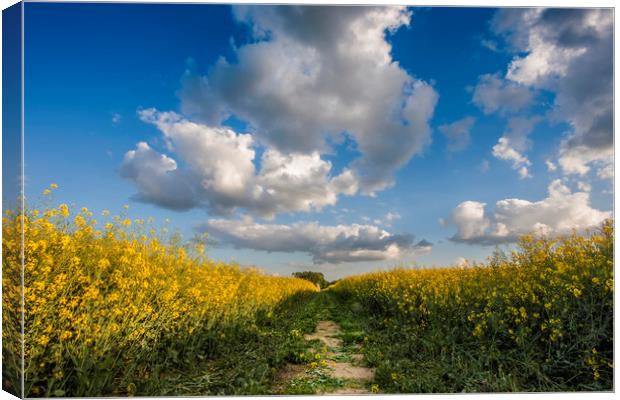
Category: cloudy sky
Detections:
[{"x1": 25, "y1": 4, "x2": 613, "y2": 279}]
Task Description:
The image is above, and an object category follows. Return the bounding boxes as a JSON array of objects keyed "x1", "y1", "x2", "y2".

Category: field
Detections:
[
  {"x1": 329, "y1": 222, "x2": 614, "y2": 392},
  {"x1": 2, "y1": 192, "x2": 614, "y2": 396}
]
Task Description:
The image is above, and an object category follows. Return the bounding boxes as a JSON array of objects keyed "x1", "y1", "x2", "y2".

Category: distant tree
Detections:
[{"x1": 292, "y1": 271, "x2": 329, "y2": 289}]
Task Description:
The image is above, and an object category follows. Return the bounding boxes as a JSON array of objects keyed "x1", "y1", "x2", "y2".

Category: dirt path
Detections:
[{"x1": 272, "y1": 320, "x2": 375, "y2": 395}]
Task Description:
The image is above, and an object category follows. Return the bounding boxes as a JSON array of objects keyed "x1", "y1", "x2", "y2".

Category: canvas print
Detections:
[{"x1": 1, "y1": 1, "x2": 614, "y2": 397}]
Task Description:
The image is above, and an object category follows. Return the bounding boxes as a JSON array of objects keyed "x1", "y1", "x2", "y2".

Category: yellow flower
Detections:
[
  {"x1": 74, "y1": 215, "x2": 86, "y2": 227},
  {"x1": 59, "y1": 203, "x2": 70, "y2": 217},
  {"x1": 37, "y1": 335, "x2": 50, "y2": 346}
]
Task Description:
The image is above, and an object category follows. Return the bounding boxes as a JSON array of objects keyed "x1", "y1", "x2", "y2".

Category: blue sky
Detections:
[{"x1": 23, "y1": 4, "x2": 613, "y2": 279}]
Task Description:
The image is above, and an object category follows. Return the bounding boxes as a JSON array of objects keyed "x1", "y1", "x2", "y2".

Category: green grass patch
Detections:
[
  {"x1": 137, "y1": 291, "x2": 328, "y2": 395},
  {"x1": 282, "y1": 369, "x2": 346, "y2": 395}
]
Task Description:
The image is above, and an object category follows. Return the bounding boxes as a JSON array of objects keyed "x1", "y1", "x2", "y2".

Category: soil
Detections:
[{"x1": 272, "y1": 320, "x2": 375, "y2": 395}]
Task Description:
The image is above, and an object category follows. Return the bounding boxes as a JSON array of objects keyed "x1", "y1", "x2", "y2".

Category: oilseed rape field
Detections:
[
  {"x1": 1, "y1": 186, "x2": 614, "y2": 395},
  {"x1": 330, "y1": 221, "x2": 613, "y2": 392},
  {"x1": 2, "y1": 187, "x2": 318, "y2": 396}
]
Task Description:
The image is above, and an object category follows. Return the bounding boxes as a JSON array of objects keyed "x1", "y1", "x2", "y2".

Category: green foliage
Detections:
[
  {"x1": 292, "y1": 271, "x2": 330, "y2": 289},
  {"x1": 142, "y1": 291, "x2": 327, "y2": 395},
  {"x1": 285, "y1": 369, "x2": 346, "y2": 394}
]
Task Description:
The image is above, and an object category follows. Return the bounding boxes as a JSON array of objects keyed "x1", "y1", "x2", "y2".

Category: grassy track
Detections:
[{"x1": 271, "y1": 292, "x2": 376, "y2": 395}]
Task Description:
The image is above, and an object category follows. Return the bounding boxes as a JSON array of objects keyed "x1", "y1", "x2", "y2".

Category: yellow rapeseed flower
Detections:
[{"x1": 59, "y1": 203, "x2": 70, "y2": 217}]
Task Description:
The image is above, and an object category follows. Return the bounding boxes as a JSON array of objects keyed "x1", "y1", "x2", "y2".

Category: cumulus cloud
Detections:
[
  {"x1": 449, "y1": 179, "x2": 611, "y2": 245},
  {"x1": 491, "y1": 8, "x2": 613, "y2": 178},
  {"x1": 577, "y1": 181, "x2": 591, "y2": 192},
  {"x1": 450, "y1": 201, "x2": 490, "y2": 242},
  {"x1": 453, "y1": 257, "x2": 470, "y2": 268},
  {"x1": 371, "y1": 211, "x2": 402, "y2": 227},
  {"x1": 472, "y1": 73, "x2": 533, "y2": 115},
  {"x1": 492, "y1": 138, "x2": 530, "y2": 178},
  {"x1": 201, "y1": 218, "x2": 432, "y2": 264},
  {"x1": 181, "y1": 5, "x2": 438, "y2": 193},
  {"x1": 120, "y1": 109, "x2": 358, "y2": 218},
  {"x1": 119, "y1": 142, "x2": 201, "y2": 210},
  {"x1": 597, "y1": 163, "x2": 613, "y2": 180},
  {"x1": 491, "y1": 116, "x2": 540, "y2": 179},
  {"x1": 438, "y1": 116, "x2": 476, "y2": 152}
]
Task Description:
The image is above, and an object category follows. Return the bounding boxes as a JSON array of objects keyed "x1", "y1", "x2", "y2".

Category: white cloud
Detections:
[
  {"x1": 597, "y1": 163, "x2": 613, "y2": 180},
  {"x1": 180, "y1": 5, "x2": 438, "y2": 194},
  {"x1": 577, "y1": 181, "x2": 591, "y2": 192},
  {"x1": 492, "y1": 138, "x2": 530, "y2": 172},
  {"x1": 372, "y1": 211, "x2": 402, "y2": 227},
  {"x1": 449, "y1": 179, "x2": 611, "y2": 244},
  {"x1": 472, "y1": 73, "x2": 533, "y2": 115},
  {"x1": 453, "y1": 257, "x2": 470, "y2": 268},
  {"x1": 491, "y1": 116, "x2": 539, "y2": 179},
  {"x1": 492, "y1": 8, "x2": 612, "y2": 179},
  {"x1": 119, "y1": 142, "x2": 201, "y2": 210},
  {"x1": 545, "y1": 160, "x2": 557, "y2": 172},
  {"x1": 517, "y1": 166, "x2": 531, "y2": 179},
  {"x1": 450, "y1": 201, "x2": 490, "y2": 242},
  {"x1": 481, "y1": 39, "x2": 499, "y2": 52},
  {"x1": 202, "y1": 218, "x2": 432, "y2": 264},
  {"x1": 112, "y1": 113, "x2": 122, "y2": 125},
  {"x1": 557, "y1": 145, "x2": 613, "y2": 177},
  {"x1": 385, "y1": 212, "x2": 401, "y2": 222},
  {"x1": 438, "y1": 116, "x2": 476, "y2": 152},
  {"x1": 120, "y1": 109, "x2": 358, "y2": 218}
]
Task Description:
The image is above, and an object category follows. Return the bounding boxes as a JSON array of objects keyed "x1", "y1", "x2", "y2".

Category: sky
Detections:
[{"x1": 22, "y1": 3, "x2": 613, "y2": 279}]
